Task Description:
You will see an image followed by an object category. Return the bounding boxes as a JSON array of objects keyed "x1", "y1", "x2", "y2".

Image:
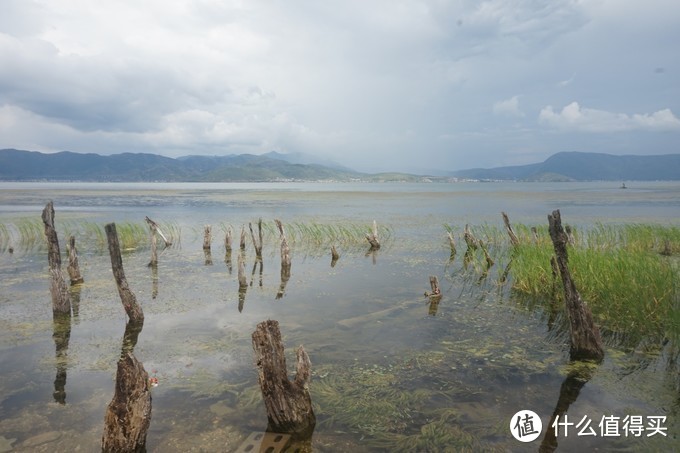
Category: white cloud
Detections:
[
  {"x1": 539, "y1": 102, "x2": 680, "y2": 132},
  {"x1": 493, "y1": 95, "x2": 523, "y2": 117}
]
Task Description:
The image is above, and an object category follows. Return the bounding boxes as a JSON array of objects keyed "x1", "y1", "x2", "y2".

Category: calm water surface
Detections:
[{"x1": 0, "y1": 182, "x2": 678, "y2": 452}]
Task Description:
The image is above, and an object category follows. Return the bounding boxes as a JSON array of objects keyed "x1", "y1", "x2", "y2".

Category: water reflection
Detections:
[
  {"x1": 539, "y1": 366, "x2": 595, "y2": 453},
  {"x1": 204, "y1": 249, "x2": 213, "y2": 266},
  {"x1": 52, "y1": 312, "x2": 71, "y2": 405},
  {"x1": 276, "y1": 261, "x2": 290, "y2": 300},
  {"x1": 150, "y1": 263, "x2": 159, "y2": 299}
]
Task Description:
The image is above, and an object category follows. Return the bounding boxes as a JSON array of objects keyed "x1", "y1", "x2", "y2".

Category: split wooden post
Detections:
[
  {"x1": 548, "y1": 210, "x2": 604, "y2": 362},
  {"x1": 203, "y1": 225, "x2": 212, "y2": 251},
  {"x1": 365, "y1": 220, "x2": 380, "y2": 250},
  {"x1": 502, "y1": 212, "x2": 520, "y2": 246},
  {"x1": 41, "y1": 201, "x2": 71, "y2": 315},
  {"x1": 147, "y1": 223, "x2": 158, "y2": 267},
  {"x1": 249, "y1": 219, "x2": 263, "y2": 259},
  {"x1": 251, "y1": 320, "x2": 315, "y2": 435},
  {"x1": 144, "y1": 216, "x2": 171, "y2": 247},
  {"x1": 66, "y1": 235, "x2": 85, "y2": 285},
  {"x1": 105, "y1": 223, "x2": 144, "y2": 324},
  {"x1": 102, "y1": 352, "x2": 152, "y2": 453}
]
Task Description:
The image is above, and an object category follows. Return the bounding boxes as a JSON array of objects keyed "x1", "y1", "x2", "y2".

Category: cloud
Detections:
[
  {"x1": 492, "y1": 95, "x2": 523, "y2": 117},
  {"x1": 539, "y1": 102, "x2": 680, "y2": 132}
]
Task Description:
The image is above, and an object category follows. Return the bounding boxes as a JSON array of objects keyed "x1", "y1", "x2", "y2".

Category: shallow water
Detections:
[{"x1": 0, "y1": 181, "x2": 678, "y2": 452}]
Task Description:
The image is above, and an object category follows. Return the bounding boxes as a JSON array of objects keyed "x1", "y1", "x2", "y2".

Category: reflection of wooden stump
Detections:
[
  {"x1": 102, "y1": 353, "x2": 152, "y2": 453},
  {"x1": 252, "y1": 320, "x2": 315, "y2": 436}
]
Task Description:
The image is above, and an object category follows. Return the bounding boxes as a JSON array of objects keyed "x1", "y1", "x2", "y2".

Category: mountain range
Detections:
[{"x1": 0, "y1": 149, "x2": 678, "y2": 182}]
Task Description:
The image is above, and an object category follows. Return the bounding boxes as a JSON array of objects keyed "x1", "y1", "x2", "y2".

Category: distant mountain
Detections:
[
  {"x1": 451, "y1": 152, "x2": 680, "y2": 181},
  {"x1": 0, "y1": 149, "x2": 364, "y2": 182}
]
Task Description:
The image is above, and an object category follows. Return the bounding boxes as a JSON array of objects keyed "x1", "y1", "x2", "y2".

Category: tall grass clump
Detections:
[{"x1": 508, "y1": 223, "x2": 679, "y2": 344}]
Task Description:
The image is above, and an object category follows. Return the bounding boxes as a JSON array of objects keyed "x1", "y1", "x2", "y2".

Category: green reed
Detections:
[{"x1": 506, "y1": 223, "x2": 679, "y2": 343}]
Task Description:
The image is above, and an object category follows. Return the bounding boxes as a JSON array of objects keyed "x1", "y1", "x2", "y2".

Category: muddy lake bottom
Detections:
[{"x1": 0, "y1": 182, "x2": 679, "y2": 452}]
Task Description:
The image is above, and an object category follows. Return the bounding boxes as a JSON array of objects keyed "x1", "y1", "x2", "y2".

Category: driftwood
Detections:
[
  {"x1": 548, "y1": 210, "x2": 604, "y2": 362},
  {"x1": 42, "y1": 202, "x2": 71, "y2": 315},
  {"x1": 102, "y1": 352, "x2": 152, "y2": 453},
  {"x1": 144, "y1": 216, "x2": 171, "y2": 247},
  {"x1": 502, "y1": 212, "x2": 520, "y2": 246},
  {"x1": 203, "y1": 225, "x2": 212, "y2": 251},
  {"x1": 251, "y1": 320, "x2": 315, "y2": 436},
  {"x1": 106, "y1": 223, "x2": 144, "y2": 324},
  {"x1": 365, "y1": 220, "x2": 380, "y2": 250},
  {"x1": 424, "y1": 276, "x2": 441, "y2": 297},
  {"x1": 66, "y1": 235, "x2": 84, "y2": 285},
  {"x1": 330, "y1": 245, "x2": 339, "y2": 267}
]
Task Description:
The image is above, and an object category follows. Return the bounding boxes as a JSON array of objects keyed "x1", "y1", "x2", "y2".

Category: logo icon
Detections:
[{"x1": 510, "y1": 410, "x2": 542, "y2": 442}]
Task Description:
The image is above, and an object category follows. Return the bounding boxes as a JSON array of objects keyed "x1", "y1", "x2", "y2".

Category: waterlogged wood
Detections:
[
  {"x1": 275, "y1": 220, "x2": 291, "y2": 299},
  {"x1": 365, "y1": 220, "x2": 380, "y2": 249},
  {"x1": 240, "y1": 225, "x2": 247, "y2": 251},
  {"x1": 41, "y1": 201, "x2": 71, "y2": 315},
  {"x1": 548, "y1": 210, "x2": 604, "y2": 362},
  {"x1": 66, "y1": 235, "x2": 84, "y2": 285},
  {"x1": 502, "y1": 212, "x2": 520, "y2": 246},
  {"x1": 102, "y1": 353, "x2": 152, "y2": 453},
  {"x1": 203, "y1": 225, "x2": 212, "y2": 251},
  {"x1": 425, "y1": 276, "x2": 441, "y2": 297},
  {"x1": 252, "y1": 320, "x2": 315, "y2": 435},
  {"x1": 106, "y1": 223, "x2": 144, "y2": 324},
  {"x1": 225, "y1": 226, "x2": 233, "y2": 252}
]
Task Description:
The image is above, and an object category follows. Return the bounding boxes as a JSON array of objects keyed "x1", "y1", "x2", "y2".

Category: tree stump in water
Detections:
[
  {"x1": 66, "y1": 235, "x2": 85, "y2": 285},
  {"x1": 447, "y1": 232, "x2": 457, "y2": 258},
  {"x1": 275, "y1": 220, "x2": 291, "y2": 299},
  {"x1": 249, "y1": 219, "x2": 263, "y2": 259},
  {"x1": 102, "y1": 353, "x2": 152, "y2": 453},
  {"x1": 251, "y1": 320, "x2": 315, "y2": 436},
  {"x1": 502, "y1": 212, "x2": 520, "y2": 246},
  {"x1": 330, "y1": 245, "x2": 340, "y2": 267},
  {"x1": 365, "y1": 220, "x2": 380, "y2": 250},
  {"x1": 144, "y1": 216, "x2": 172, "y2": 247},
  {"x1": 548, "y1": 210, "x2": 604, "y2": 362},
  {"x1": 41, "y1": 201, "x2": 71, "y2": 315},
  {"x1": 106, "y1": 223, "x2": 144, "y2": 324},
  {"x1": 203, "y1": 225, "x2": 212, "y2": 251}
]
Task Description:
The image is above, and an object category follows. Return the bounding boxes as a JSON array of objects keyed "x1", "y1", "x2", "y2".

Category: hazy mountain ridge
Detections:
[
  {"x1": 451, "y1": 152, "x2": 680, "y2": 181},
  {"x1": 1, "y1": 149, "x2": 678, "y2": 182}
]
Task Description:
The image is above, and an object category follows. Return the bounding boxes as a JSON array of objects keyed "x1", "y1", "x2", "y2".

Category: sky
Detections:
[{"x1": 0, "y1": 0, "x2": 679, "y2": 173}]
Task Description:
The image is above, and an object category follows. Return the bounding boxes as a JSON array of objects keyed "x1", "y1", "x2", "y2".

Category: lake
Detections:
[{"x1": 0, "y1": 181, "x2": 678, "y2": 452}]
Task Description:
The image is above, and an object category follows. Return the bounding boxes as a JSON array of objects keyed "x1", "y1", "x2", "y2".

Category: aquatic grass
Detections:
[{"x1": 507, "y1": 223, "x2": 680, "y2": 344}]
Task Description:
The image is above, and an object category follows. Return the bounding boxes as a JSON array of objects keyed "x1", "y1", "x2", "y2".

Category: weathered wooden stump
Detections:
[
  {"x1": 463, "y1": 224, "x2": 479, "y2": 251},
  {"x1": 249, "y1": 219, "x2": 263, "y2": 259},
  {"x1": 252, "y1": 320, "x2": 315, "y2": 436},
  {"x1": 144, "y1": 216, "x2": 172, "y2": 247},
  {"x1": 447, "y1": 232, "x2": 457, "y2": 258},
  {"x1": 238, "y1": 251, "x2": 248, "y2": 312},
  {"x1": 102, "y1": 353, "x2": 152, "y2": 453},
  {"x1": 42, "y1": 201, "x2": 71, "y2": 315},
  {"x1": 106, "y1": 223, "x2": 144, "y2": 324},
  {"x1": 240, "y1": 225, "x2": 247, "y2": 251},
  {"x1": 275, "y1": 220, "x2": 291, "y2": 299},
  {"x1": 548, "y1": 210, "x2": 604, "y2": 362},
  {"x1": 203, "y1": 225, "x2": 212, "y2": 251},
  {"x1": 330, "y1": 245, "x2": 340, "y2": 267},
  {"x1": 502, "y1": 212, "x2": 520, "y2": 246},
  {"x1": 66, "y1": 235, "x2": 84, "y2": 285},
  {"x1": 365, "y1": 220, "x2": 380, "y2": 250}
]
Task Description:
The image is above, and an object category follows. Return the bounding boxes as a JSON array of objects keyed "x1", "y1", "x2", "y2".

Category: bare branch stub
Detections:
[{"x1": 502, "y1": 212, "x2": 520, "y2": 246}]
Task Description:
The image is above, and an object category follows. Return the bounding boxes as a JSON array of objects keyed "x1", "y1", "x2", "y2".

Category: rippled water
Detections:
[{"x1": 0, "y1": 181, "x2": 678, "y2": 451}]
